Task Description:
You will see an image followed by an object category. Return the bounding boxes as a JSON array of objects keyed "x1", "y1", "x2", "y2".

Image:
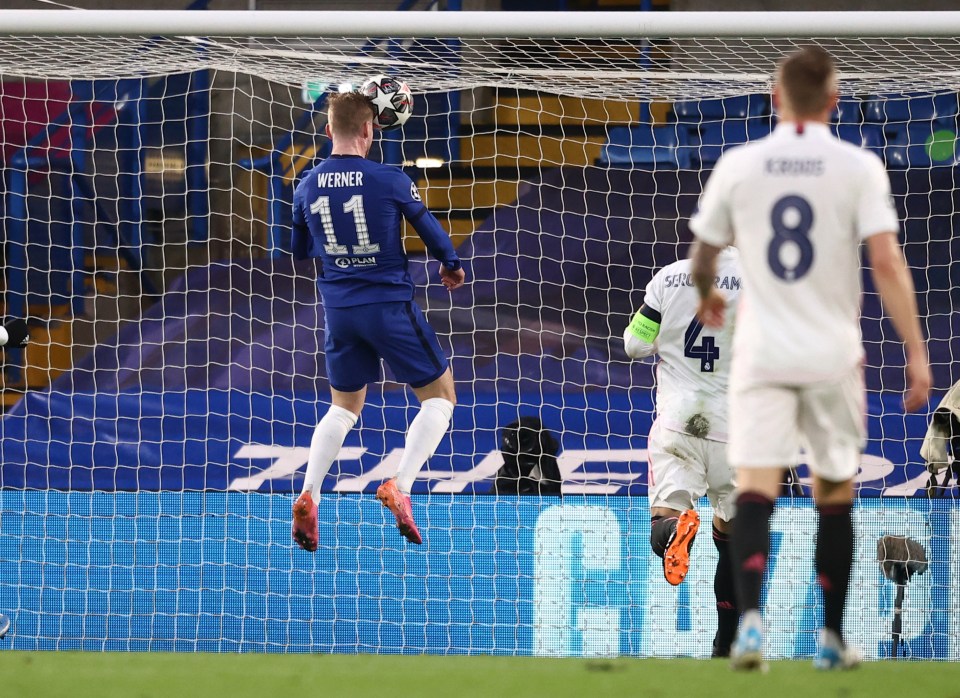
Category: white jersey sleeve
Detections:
[
  {"x1": 622, "y1": 269, "x2": 666, "y2": 359},
  {"x1": 643, "y1": 267, "x2": 666, "y2": 314},
  {"x1": 857, "y1": 154, "x2": 900, "y2": 240},
  {"x1": 689, "y1": 155, "x2": 737, "y2": 248}
]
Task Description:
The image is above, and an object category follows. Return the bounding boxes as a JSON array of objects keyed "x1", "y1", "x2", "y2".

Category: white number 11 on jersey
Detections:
[{"x1": 309, "y1": 194, "x2": 380, "y2": 255}]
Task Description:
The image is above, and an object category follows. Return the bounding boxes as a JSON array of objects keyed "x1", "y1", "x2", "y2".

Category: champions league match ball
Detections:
[{"x1": 360, "y1": 74, "x2": 414, "y2": 131}]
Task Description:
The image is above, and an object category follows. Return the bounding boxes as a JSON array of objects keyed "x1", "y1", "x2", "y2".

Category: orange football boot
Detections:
[
  {"x1": 376, "y1": 479, "x2": 422, "y2": 545},
  {"x1": 292, "y1": 491, "x2": 319, "y2": 552},
  {"x1": 663, "y1": 509, "x2": 700, "y2": 585}
]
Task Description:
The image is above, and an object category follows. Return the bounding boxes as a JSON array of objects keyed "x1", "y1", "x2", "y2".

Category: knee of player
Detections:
[
  {"x1": 425, "y1": 389, "x2": 456, "y2": 408},
  {"x1": 325, "y1": 403, "x2": 360, "y2": 428}
]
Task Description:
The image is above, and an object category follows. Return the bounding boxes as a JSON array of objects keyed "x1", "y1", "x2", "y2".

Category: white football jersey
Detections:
[
  {"x1": 643, "y1": 248, "x2": 742, "y2": 442},
  {"x1": 690, "y1": 122, "x2": 899, "y2": 386}
]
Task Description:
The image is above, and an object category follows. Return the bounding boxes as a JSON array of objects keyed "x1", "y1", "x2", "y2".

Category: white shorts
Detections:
[
  {"x1": 647, "y1": 420, "x2": 736, "y2": 522},
  {"x1": 728, "y1": 367, "x2": 866, "y2": 482}
]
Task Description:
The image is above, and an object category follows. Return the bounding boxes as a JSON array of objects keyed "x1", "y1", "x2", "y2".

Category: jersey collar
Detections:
[{"x1": 773, "y1": 121, "x2": 830, "y2": 137}]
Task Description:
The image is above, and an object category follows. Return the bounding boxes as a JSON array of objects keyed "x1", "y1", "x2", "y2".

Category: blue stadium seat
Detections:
[
  {"x1": 673, "y1": 94, "x2": 769, "y2": 123},
  {"x1": 831, "y1": 123, "x2": 885, "y2": 154},
  {"x1": 883, "y1": 123, "x2": 959, "y2": 168},
  {"x1": 832, "y1": 96, "x2": 864, "y2": 124},
  {"x1": 598, "y1": 125, "x2": 692, "y2": 168},
  {"x1": 693, "y1": 119, "x2": 773, "y2": 165},
  {"x1": 864, "y1": 93, "x2": 959, "y2": 125}
]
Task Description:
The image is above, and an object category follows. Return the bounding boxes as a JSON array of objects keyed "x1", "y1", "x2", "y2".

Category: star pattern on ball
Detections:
[{"x1": 371, "y1": 87, "x2": 397, "y2": 116}]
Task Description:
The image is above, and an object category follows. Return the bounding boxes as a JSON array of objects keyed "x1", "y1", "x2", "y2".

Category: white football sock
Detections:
[
  {"x1": 394, "y1": 398, "x2": 455, "y2": 494},
  {"x1": 301, "y1": 405, "x2": 358, "y2": 499}
]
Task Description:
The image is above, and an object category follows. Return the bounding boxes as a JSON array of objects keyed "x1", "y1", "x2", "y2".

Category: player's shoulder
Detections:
[
  {"x1": 708, "y1": 140, "x2": 762, "y2": 181},
  {"x1": 659, "y1": 257, "x2": 692, "y2": 276},
  {"x1": 294, "y1": 162, "x2": 321, "y2": 197},
  {"x1": 821, "y1": 131, "x2": 877, "y2": 160},
  {"x1": 653, "y1": 248, "x2": 739, "y2": 279},
  {"x1": 650, "y1": 257, "x2": 693, "y2": 287},
  {"x1": 362, "y1": 161, "x2": 415, "y2": 193},
  {"x1": 362, "y1": 158, "x2": 409, "y2": 177}
]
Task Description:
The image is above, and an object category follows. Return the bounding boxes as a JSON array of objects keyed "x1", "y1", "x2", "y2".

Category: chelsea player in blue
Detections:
[{"x1": 290, "y1": 91, "x2": 465, "y2": 550}]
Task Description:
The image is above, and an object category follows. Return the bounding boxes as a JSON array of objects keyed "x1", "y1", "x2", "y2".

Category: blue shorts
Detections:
[{"x1": 324, "y1": 300, "x2": 449, "y2": 392}]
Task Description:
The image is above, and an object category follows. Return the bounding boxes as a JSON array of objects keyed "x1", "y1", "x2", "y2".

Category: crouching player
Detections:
[
  {"x1": 289, "y1": 91, "x2": 465, "y2": 550},
  {"x1": 623, "y1": 248, "x2": 742, "y2": 657}
]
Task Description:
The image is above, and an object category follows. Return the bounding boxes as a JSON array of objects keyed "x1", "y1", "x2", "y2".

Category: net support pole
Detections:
[
  {"x1": 892, "y1": 584, "x2": 906, "y2": 658},
  {"x1": 117, "y1": 79, "x2": 146, "y2": 272},
  {"x1": 69, "y1": 79, "x2": 93, "y2": 320},
  {"x1": 186, "y1": 68, "x2": 211, "y2": 244}
]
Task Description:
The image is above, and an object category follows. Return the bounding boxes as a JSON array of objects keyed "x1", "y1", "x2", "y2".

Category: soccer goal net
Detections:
[{"x1": 0, "y1": 9, "x2": 956, "y2": 658}]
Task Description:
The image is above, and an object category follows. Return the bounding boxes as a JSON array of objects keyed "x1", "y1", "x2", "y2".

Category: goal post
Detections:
[
  {"x1": 0, "y1": 10, "x2": 956, "y2": 658},
  {"x1": 6, "y1": 9, "x2": 960, "y2": 37}
]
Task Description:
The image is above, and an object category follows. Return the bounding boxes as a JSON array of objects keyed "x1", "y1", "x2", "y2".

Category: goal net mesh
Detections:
[{"x1": 0, "y1": 28, "x2": 956, "y2": 658}]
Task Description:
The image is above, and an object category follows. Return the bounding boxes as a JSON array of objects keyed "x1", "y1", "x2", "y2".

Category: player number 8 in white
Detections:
[
  {"x1": 309, "y1": 194, "x2": 380, "y2": 255},
  {"x1": 768, "y1": 194, "x2": 814, "y2": 282}
]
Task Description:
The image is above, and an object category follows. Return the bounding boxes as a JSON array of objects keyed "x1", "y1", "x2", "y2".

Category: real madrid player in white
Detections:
[
  {"x1": 690, "y1": 46, "x2": 931, "y2": 671},
  {"x1": 623, "y1": 247, "x2": 742, "y2": 657}
]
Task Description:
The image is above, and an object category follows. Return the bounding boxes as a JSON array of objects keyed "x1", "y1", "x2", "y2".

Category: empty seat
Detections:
[
  {"x1": 598, "y1": 125, "x2": 692, "y2": 168},
  {"x1": 831, "y1": 123, "x2": 885, "y2": 153},
  {"x1": 832, "y1": 96, "x2": 864, "y2": 124},
  {"x1": 864, "y1": 93, "x2": 959, "y2": 125},
  {"x1": 673, "y1": 94, "x2": 769, "y2": 123},
  {"x1": 693, "y1": 119, "x2": 773, "y2": 165}
]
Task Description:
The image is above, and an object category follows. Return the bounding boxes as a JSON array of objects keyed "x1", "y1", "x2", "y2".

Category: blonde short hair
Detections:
[{"x1": 327, "y1": 91, "x2": 376, "y2": 138}]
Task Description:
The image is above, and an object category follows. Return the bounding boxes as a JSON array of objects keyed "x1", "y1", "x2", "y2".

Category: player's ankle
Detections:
[{"x1": 649, "y1": 515, "x2": 679, "y2": 558}]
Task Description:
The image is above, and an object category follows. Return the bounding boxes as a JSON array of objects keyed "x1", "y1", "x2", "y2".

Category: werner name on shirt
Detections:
[{"x1": 317, "y1": 171, "x2": 364, "y2": 188}]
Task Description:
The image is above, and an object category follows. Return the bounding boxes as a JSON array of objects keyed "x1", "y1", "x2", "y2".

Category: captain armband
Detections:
[{"x1": 626, "y1": 305, "x2": 662, "y2": 344}]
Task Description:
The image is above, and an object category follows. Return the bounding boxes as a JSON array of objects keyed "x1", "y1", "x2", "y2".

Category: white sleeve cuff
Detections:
[{"x1": 623, "y1": 329, "x2": 656, "y2": 359}]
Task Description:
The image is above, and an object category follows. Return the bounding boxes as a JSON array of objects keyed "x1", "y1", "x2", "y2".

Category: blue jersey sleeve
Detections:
[
  {"x1": 394, "y1": 172, "x2": 461, "y2": 271},
  {"x1": 290, "y1": 180, "x2": 311, "y2": 261}
]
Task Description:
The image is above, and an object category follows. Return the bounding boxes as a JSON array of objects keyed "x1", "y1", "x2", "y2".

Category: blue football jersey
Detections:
[{"x1": 291, "y1": 154, "x2": 460, "y2": 308}]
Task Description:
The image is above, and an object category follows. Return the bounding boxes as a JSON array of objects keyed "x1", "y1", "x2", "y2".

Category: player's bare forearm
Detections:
[
  {"x1": 690, "y1": 241, "x2": 726, "y2": 328},
  {"x1": 690, "y1": 241, "x2": 722, "y2": 297},
  {"x1": 866, "y1": 232, "x2": 931, "y2": 410}
]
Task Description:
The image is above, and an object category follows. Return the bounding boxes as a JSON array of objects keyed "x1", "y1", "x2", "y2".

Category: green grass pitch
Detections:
[{"x1": 3, "y1": 653, "x2": 959, "y2": 698}]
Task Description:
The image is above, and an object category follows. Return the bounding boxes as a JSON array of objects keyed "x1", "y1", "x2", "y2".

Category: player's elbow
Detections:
[
  {"x1": 623, "y1": 330, "x2": 656, "y2": 359},
  {"x1": 870, "y1": 252, "x2": 903, "y2": 284}
]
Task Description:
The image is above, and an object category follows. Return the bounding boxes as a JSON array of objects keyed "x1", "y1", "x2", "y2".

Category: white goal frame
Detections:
[{"x1": 3, "y1": 10, "x2": 960, "y2": 39}]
